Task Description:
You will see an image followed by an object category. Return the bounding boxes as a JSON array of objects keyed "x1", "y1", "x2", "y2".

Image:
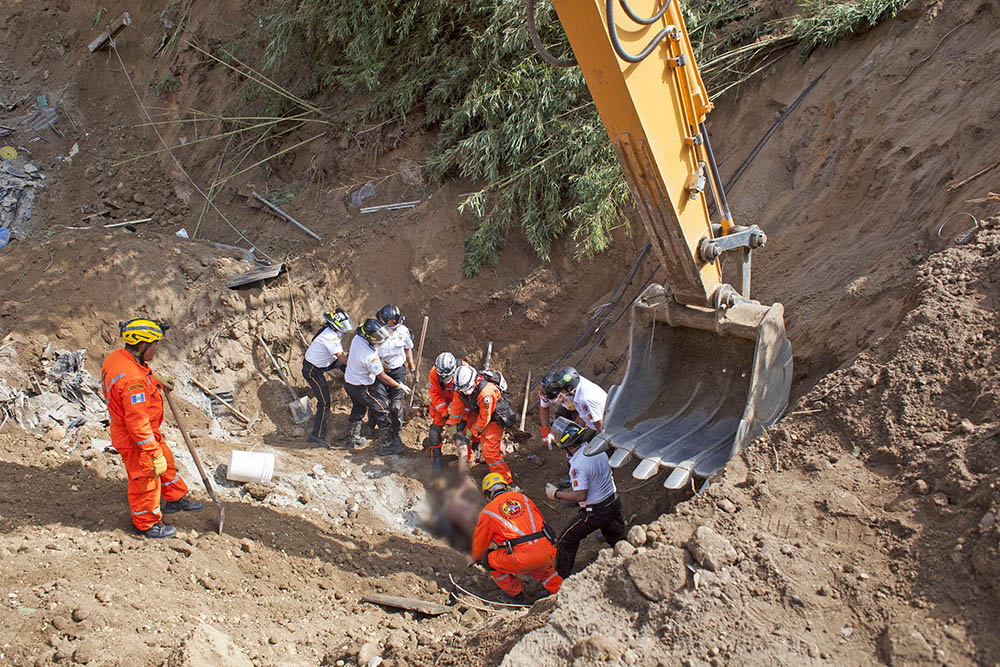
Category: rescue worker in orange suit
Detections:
[
  {"x1": 100, "y1": 319, "x2": 203, "y2": 539},
  {"x1": 427, "y1": 352, "x2": 460, "y2": 472},
  {"x1": 471, "y1": 473, "x2": 563, "y2": 604},
  {"x1": 446, "y1": 366, "x2": 512, "y2": 483}
]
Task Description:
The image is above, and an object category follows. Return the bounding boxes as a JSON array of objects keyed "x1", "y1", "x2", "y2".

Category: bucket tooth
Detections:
[
  {"x1": 584, "y1": 431, "x2": 616, "y2": 456},
  {"x1": 632, "y1": 458, "x2": 659, "y2": 480},
  {"x1": 608, "y1": 448, "x2": 633, "y2": 468},
  {"x1": 664, "y1": 462, "x2": 695, "y2": 489}
]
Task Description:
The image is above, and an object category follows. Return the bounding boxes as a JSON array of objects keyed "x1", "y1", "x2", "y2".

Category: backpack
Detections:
[{"x1": 469, "y1": 370, "x2": 517, "y2": 429}]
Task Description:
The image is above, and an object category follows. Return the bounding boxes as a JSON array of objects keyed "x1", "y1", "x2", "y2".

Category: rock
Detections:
[
  {"x1": 979, "y1": 512, "x2": 996, "y2": 532},
  {"x1": 718, "y1": 498, "x2": 737, "y2": 514},
  {"x1": 780, "y1": 544, "x2": 794, "y2": 556},
  {"x1": 931, "y1": 493, "x2": 949, "y2": 507},
  {"x1": 298, "y1": 493, "x2": 312, "y2": 505},
  {"x1": 243, "y1": 483, "x2": 270, "y2": 501},
  {"x1": 73, "y1": 640, "x2": 98, "y2": 664},
  {"x1": 910, "y1": 479, "x2": 930, "y2": 495},
  {"x1": 687, "y1": 526, "x2": 737, "y2": 572},
  {"x1": 879, "y1": 623, "x2": 932, "y2": 665},
  {"x1": 48, "y1": 424, "x2": 66, "y2": 440},
  {"x1": 614, "y1": 541, "x2": 637, "y2": 558},
  {"x1": 174, "y1": 625, "x2": 253, "y2": 666},
  {"x1": 386, "y1": 629, "x2": 408, "y2": 650},
  {"x1": 625, "y1": 547, "x2": 688, "y2": 602},
  {"x1": 52, "y1": 616, "x2": 74, "y2": 633},
  {"x1": 627, "y1": 525, "x2": 647, "y2": 547},
  {"x1": 358, "y1": 642, "x2": 380, "y2": 665},
  {"x1": 915, "y1": 432, "x2": 943, "y2": 446},
  {"x1": 571, "y1": 635, "x2": 622, "y2": 661},
  {"x1": 131, "y1": 192, "x2": 146, "y2": 205},
  {"x1": 958, "y1": 419, "x2": 975, "y2": 434},
  {"x1": 240, "y1": 539, "x2": 254, "y2": 554},
  {"x1": 71, "y1": 608, "x2": 88, "y2": 623}
]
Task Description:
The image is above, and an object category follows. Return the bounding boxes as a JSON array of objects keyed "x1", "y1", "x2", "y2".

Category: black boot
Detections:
[
  {"x1": 163, "y1": 497, "x2": 205, "y2": 513},
  {"x1": 379, "y1": 429, "x2": 404, "y2": 456},
  {"x1": 430, "y1": 446, "x2": 442, "y2": 472},
  {"x1": 140, "y1": 522, "x2": 177, "y2": 539},
  {"x1": 362, "y1": 421, "x2": 376, "y2": 438},
  {"x1": 308, "y1": 434, "x2": 331, "y2": 448}
]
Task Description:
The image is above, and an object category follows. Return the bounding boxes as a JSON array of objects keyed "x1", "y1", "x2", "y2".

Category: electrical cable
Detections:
[
  {"x1": 109, "y1": 37, "x2": 274, "y2": 263},
  {"x1": 526, "y1": 0, "x2": 576, "y2": 68}
]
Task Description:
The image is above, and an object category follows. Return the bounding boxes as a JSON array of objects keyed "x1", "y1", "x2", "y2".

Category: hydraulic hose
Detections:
[
  {"x1": 619, "y1": 0, "x2": 670, "y2": 25},
  {"x1": 607, "y1": 0, "x2": 677, "y2": 64},
  {"x1": 526, "y1": 0, "x2": 577, "y2": 68}
]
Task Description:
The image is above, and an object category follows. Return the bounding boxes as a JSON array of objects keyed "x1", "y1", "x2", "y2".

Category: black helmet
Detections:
[
  {"x1": 551, "y1": 416, "x2": 594, "y2": 449},
  {"x1": 435, "y1": 352, "x2": 458, "y2": 383},
  {"x1": 541, "y1": 373, "x2": 560, "y2": 400},
  {"x1": 323, "y1": 308, "x2": 353, "y2": 335},
  {"x1": 551, "y1": 366, "x2": 581, "y2": 393},
  {"x1": 357, "y1": 318, "x2": 391, "y2": 346},
  {"x1": 375, "y1": 304, "x2": 404, "y2": 328}
]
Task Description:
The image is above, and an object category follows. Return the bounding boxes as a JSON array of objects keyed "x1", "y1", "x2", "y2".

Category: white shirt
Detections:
[
  {"x1": 571, "y1": 376, "x2": 607, "y2": 429},
  {"x1": 344, "y1": 336, "x2": 384, "y2": 386},
  {"x1": 568, "y1": 446, "x2": 616, "y2": 507},
  {"x1": 304, "y1": 328, "x2": 344, "y2": 368},
  {"x1": 376, "y1": 325, "x2": 413, "y2": 369}
]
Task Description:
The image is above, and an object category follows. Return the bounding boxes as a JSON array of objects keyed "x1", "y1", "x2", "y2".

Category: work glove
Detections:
[
  {"x1": 397, "y1": 382, "x2": 412, "y2": 396},
  {"x1": 444, "y1": 424, "x2": 457, "y2": 438},
  {"x1": 157, "y1": 376, "x2": 175, "y2": 392},
  {"x1": 151, "y1": 452, "x2": 167, "y2": 478},
  {"x1": 455, "y1": 433, "x2": 470, "y2": 448},
  {"x1": 545, "y1": 483, "x2": 558, "y2": 501}
]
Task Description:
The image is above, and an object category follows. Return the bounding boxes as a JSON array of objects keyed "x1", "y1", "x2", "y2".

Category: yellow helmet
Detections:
[
  {"x1": 120, "y1": 318, "x2": 166, "y2": 345},
  {"x1": 482, "y1": 472, "x2": 507, "y2": 495}
]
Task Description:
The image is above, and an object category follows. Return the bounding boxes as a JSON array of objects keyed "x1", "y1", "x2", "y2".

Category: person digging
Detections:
[{"x1": 100, "y1": 318, "x2": 203, "y2": 539}]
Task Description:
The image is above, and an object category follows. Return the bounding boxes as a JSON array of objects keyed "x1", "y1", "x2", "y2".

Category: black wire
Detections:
[
  {"x1": 526, "y1": 0, "x2": 576, "y2": 68},
  {"x1": 725, "y1": 66, "x2": 829, "y2": 190},
  {"x1": 575, "y1": 265, "x2": 660, "y2": 368}
]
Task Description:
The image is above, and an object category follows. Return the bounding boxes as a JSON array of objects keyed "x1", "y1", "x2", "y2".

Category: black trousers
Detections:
[
  {"x1": 302, "y1": 360, "x2": 333, "y2": 439},
  {"x1": 345, "y1": 381, "x2": 389, "y2": 428},
  {"x1": 555, "y1": 494, "x2": 626, "y2": 578},
  {"x1": 377, "y1": 365, "x2": 407, "y2": 436}
]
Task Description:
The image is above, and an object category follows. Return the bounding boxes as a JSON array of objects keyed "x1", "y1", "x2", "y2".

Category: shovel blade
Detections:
[
  {"x1": 289, "y1": 396, "x2": 312, "y2": 424},
  {"x1": 216, "y1": 502, "x2": 226, "y2": 535}
]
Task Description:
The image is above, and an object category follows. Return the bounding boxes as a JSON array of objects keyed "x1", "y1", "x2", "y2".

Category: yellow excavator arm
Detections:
[{"x1": 534, "y1": 0, "x2": 793, "y2": 489}]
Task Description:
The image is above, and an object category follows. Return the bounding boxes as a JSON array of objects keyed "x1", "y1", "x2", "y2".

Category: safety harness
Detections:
[{"x1": 501, "y1": 524, "x2": 557, "y2": 554}]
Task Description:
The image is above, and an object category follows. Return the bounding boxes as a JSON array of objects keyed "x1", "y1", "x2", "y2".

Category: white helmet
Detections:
[
  {"x1": 454, "y1": 366, "x2": 478, "y2": 395},
  {"x1": 435, "y1": 352, "x2": 458, "y2": 383}
]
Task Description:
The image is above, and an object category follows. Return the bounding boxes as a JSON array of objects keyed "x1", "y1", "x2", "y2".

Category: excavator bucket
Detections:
[{"x1": 584, "y1": 284, "x2": 792, "y2": 489}]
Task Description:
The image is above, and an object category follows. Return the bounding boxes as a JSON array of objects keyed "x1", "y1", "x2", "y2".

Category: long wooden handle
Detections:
[
  {"x1": 520, "y1": 371, "x2": 531, "y2": 430},
  {"x1": 190, "y1": 378, "x2": 250, "y2": 423},
  {"x1": 409, "y1": 316, "x2": 429, "y2": 408},
  {"x1": 163, "y1": 390, "x2": 220, "y2": 505},
  {"x1": 256, "y1": 334, "x2": 298, "y2": 401}
]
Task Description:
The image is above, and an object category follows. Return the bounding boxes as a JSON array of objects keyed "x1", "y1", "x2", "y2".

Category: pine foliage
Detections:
[{"x1": 264, "y1": 0, "x2": 905, "y2": 274}]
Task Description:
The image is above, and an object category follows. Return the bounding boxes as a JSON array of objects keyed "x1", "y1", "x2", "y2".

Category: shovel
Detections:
[
  {"x1": 256, "y1": 334, "x2": 312, "y2": 424},
  {"x1": 163, "y1": 389, "x2": 225, "y2": 535}
]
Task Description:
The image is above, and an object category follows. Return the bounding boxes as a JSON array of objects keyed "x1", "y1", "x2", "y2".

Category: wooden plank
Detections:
[
  {"x1": 361, "y1": 593, "x2": 449, "y2": 616},
  {"x1": 88, "y1": 12, "x2": 133, "y2": 52}
]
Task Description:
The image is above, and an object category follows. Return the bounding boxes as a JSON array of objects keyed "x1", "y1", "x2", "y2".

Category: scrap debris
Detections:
[{"x1": 88, "y1": 12, "x2": 133, "y2": 52}]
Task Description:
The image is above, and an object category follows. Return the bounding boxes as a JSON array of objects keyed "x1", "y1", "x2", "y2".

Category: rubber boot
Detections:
[
  {"x1": 348, "y1": 421, "x2": 366, "y2": 450},
  {"x1": 308, "y1": 434, "x2": 331, "y2": 449},
  {"x1": 363, "y1": 421, "x2": 376, "y2": 439},
  {"x1": 379, "y1": 429, "x2": 404, "y2": 456},
  {"x1": 430, "y1": 446, "x2": 442, "y2": 472}
]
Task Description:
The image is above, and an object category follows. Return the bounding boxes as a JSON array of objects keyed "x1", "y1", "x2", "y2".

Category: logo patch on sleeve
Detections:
[
  {"x1": 127, "y1": 382, "x2": 145, "y2": 392},
  {"x1": 130, "y1": 392, "x2": 146, "y2": 404},
  {"x1": 482, "y1": 396, "x2": 491, "y2": 405}
]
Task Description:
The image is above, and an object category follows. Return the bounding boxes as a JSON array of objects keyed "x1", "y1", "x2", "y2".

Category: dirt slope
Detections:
[{"x1": 1, "y1": 0, "x2": 999, "y2": 666}]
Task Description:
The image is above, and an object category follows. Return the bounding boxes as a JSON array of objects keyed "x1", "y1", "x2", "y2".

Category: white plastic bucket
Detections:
[{"x1": 227, "y1": 450, "x2": 275, "y2": 484}]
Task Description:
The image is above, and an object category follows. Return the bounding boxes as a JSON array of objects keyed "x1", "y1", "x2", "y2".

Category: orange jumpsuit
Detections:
[
  {"x1": 471, "y1": 491, "x2": 562, "y2": 597},
  {"x1": 427, "y1": 365, "x2": 455, "y2": 426},
  {"x1": 101, "y1": 348, "x2": 189, "y2": 531},
  {"x1": 447, "y1": 379, "x2": 511, "y2": 482}
]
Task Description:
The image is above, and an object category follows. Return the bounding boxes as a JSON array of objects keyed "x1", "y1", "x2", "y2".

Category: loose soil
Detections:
[{"x1": 1, "y1": 1, "x2": 998, "y2": 666}]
